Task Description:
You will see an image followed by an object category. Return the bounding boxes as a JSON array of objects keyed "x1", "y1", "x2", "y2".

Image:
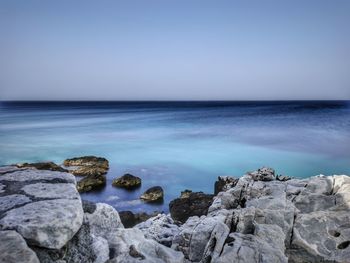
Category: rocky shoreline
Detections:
[{"x1": 0, "y1": 157, "x2": 349, "y2": 262}]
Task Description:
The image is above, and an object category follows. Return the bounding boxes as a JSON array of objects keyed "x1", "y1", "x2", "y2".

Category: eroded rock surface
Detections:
[{"x1": 142, "y1": 168, "x2": 350, "y2": 263}]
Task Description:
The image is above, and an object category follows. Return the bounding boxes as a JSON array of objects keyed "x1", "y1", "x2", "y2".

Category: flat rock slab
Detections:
[
  {"x1": 0, "y1": 199, "x2": 83, "y2": 249},
  {"x1": 0, "y1": 230, "x2": 40, "y2": 263},
  {"x1": 21, "y1": 182, "x2": 80, "y2": 199},
  {"x1": 0, "y1": 169, "x2": 76, "y2": 184}
]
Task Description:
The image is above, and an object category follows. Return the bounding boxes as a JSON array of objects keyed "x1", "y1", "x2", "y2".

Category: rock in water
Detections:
[
  {"x1": 140, "y1": 186, "x2": 164, "y2": 202},
  {"x1": 16, "y1": 161, "x2": 68, "y2": 172},
  {"x1": 77, "y1": 173, "x2": 106, "y2": 192},
  {"x1": 112, "y1": 173, "x2": 142, "y2": 189},
  {"x1": 64, "y1": 156, "x2": 109, "y2": 179},
  {"x1": 169, "y1": 191, "x2": 214, "y2": 223},
  {"x1": 63, "y1": 156, "x2": 109, "y2": 192},
  {"x1": 63, "y1": 156, "x2": 109, "y2": 169}
]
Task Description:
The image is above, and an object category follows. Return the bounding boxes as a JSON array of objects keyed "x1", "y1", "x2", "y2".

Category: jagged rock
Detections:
[
  {"x1": 106, "y1": 228, "x2": 184, "y2": 263},
  {"x1": 0, "y1": 230, "x2": 40, "y2": 263},
  {"x1": 21, "y1": 182, "x2": 79, "y2": 199},
  {"x1": 119, "y1": 210, "x2": 159, "y2": 228},
  {"x1": 214, "y1": 176, "x2": 238, "y2": 195},
  {"x1": 140, "y1": 186, "x2": 164, "y2": 202},
  {"x1": 63, "y1": 156, "x2": 109, "y2": 169},
  {"x1": 172, "y1": 211, "x2": 231, "y2": 262},
  {"x1": 214, "y1": 224, "x2": 288, "y2": 263},
  {"x1": 112, "y1": 174, "x2": 141, "y2": 189},
  {"x1": 247, "y1": 167, "x2": 275, "y2": 181},
  {"x1": 136, "y1": 213, "x2": 180, "y2": 247},
  {"x1": 169, "y1": 191, "x2": 214, "y2": 223},
  {"x1": 77, "y1": 173, "x2": 106, "y2": 192},
  {"x1": 16, "y1": 162, "x2": 68, "y2": 172}
]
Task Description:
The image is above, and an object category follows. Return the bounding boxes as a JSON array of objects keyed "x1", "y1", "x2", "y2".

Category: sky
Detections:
[{"x1": 0, "y1": 0, "x2": 349, "y2": 100}]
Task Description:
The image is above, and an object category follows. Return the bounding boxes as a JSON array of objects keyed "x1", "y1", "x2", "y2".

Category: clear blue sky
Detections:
[{"x1": 0, "y1": 0, "x2": 349, "y2": 100}]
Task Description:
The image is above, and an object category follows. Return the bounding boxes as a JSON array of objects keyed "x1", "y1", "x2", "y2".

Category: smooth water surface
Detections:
[{"x1": 0, "y1": 101, "x2": 349, "y2": 213}]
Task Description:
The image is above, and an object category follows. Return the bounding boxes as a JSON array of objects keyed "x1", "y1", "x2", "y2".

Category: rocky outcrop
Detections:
[
  {"x1": 0, "y1": 165, "x2": 184, "y2": 263},
  {"x1": 112, "y1": 174, "x2": 141, "y2": 189},
  {"x1": 141, "y1": 168, "x2": 350, "y2": 263},
  {"x1": 1, "y1": 164, "x2": 349, "y2": 263},
  {"x1": 140, "y1": 186, "x2": 164, "y2": 202},
  {"x1": 169, "y1": 191, "x2": 214, "y2": 223}
]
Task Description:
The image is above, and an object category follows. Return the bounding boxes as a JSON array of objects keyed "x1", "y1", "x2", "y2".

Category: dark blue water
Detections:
[{"x1": 0, "y1": 101, "x2": 349, "y2": 213}]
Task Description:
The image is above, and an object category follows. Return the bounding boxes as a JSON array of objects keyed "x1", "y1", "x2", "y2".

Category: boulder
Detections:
[
  {"x1": 169, "y1": 191, "x2": 214, "y2": 223},
  {"x1": 112, "y1": 173, "x2": 141, "y2": 189},
  {"x1": 71, "y1": 166, "x2": 108, "y2": 177},
  {"x1": 140, "y1": 186, "x2": 164, "y2": 202},
  {"x1": 0, "y1": 230, "x2": 40, "y2": 263},
  {"x1": 77, "y1": 173, "x2": 106, "y2": 192},
  {"x1": 16, "y1": 162, "x2": 68, "y2": 172},
  {"x1": 0, "y1": 167, "x2": 84, "y2": 250}
]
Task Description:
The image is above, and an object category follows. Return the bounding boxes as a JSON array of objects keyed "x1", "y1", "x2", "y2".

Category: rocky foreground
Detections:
[{"x1": 0, "y1": 164, "x2": 349, "y2": 263}]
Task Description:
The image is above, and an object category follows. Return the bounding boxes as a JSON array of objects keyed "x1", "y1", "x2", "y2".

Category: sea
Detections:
[{"x1": 0, "y1": 101, "x2": 349, "y2": 213}]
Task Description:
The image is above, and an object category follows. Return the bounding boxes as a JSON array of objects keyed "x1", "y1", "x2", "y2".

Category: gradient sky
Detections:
[{"x1": 0, "y1": 0, "x2": 349, "y2": 100}]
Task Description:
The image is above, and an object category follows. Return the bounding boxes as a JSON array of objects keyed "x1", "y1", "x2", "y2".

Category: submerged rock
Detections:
[
  {"x1": 169, "y1": 191, "x2": 214, "y2": 223},
  {"x1": 140, "y1": 186, "x2": 164, "y2": 202},
  {"x1": 112, "y1": 173, "x2": 141, "y2": 189},
  {"x1": 77, "y1": 173, "x2": 106, "y2": 192},
  {"x1": 16, "y1": 161, "x2": 68, "y2": 172}
]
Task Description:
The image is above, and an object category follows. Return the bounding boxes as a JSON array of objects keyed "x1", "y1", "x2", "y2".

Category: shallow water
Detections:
[{"x1": 0, "y1": 101, "x2": 349, "y2": 213}]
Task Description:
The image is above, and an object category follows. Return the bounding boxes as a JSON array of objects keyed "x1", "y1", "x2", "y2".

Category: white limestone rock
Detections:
[
  {"x1": 0, "y1": 230, "x2": 40, "y2": 263},
  {"x1": 0, "y1": 198, "x2": 83, "y2": 249}
]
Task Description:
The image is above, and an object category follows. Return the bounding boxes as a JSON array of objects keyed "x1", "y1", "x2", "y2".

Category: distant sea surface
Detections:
[{"x1": 1, "y1": 101, "x2": 349, "y2": 213}]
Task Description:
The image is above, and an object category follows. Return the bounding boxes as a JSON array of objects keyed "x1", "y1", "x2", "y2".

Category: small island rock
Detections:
[
  {"x1": 140, "y1": 186, "x2": 164, "y2": 202},
  {"x1": 112, "y1": 174, "x2": 141, "y2": 189}
]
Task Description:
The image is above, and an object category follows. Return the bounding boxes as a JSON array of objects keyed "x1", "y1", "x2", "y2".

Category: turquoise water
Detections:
[{"x1": 0, "y1": 101, "x2": 349, "y2": 213}]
